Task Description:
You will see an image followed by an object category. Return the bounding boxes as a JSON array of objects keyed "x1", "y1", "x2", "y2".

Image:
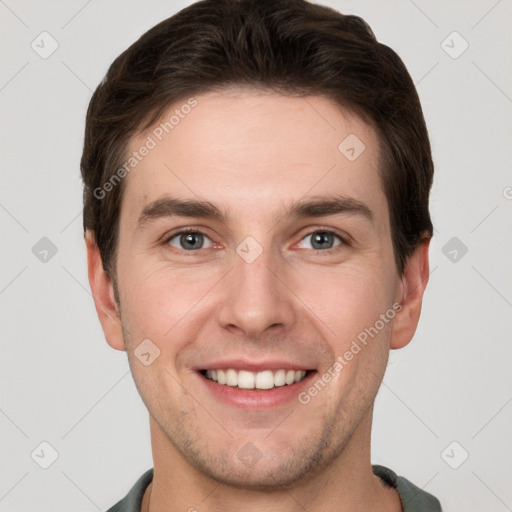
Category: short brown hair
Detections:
[{"x1": 81, "y1": 0, "x2": 434, "y2": 278}]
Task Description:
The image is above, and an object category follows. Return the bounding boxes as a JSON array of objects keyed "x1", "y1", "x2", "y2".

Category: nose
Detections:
[{"x1": 217, "y1": 241, "x2": 297, "y2": 340}]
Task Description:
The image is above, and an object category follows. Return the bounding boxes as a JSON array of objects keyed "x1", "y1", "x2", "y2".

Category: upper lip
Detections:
[{"x1": 195, "y1": 359, "x2": 315, "y2": 372}]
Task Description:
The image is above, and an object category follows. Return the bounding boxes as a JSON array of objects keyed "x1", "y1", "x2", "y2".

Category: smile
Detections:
[{"x1": 200, "y1": 368, "x2": 310, "y2": 390}]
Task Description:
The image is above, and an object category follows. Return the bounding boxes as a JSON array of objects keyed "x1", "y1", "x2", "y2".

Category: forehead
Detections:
[{"x1": 121, "y1": 89, "x2": 386, "y2": 226}]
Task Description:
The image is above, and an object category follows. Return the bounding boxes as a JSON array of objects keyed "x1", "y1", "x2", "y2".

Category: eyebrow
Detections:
[
  {"x1": 137, "y1": 197, "x2": 225, "y2": 229},
  {"x1": 136, "y1": 194, "x2": 374, "y2": 230},
  {"x1": 287, "y1": 195, "x2": 374, "y2": 223}
]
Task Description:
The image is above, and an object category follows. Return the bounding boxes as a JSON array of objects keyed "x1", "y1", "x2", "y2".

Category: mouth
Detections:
[
  {"x1": 199, "y1": 368, "x2": 311, "y2": 390},
  {"x1": 196, "y1": 365, "x2": 317, "y2": 409}
]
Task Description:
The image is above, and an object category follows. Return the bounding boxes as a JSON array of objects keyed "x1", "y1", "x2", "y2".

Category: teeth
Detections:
[
  {"x1": 217, "y1": 370, "x2": 226, "y2": 385},
  {"x1": 237, "y1": 370, "x2": 255, "y2": 389},
  {"x1": 204, "y1": 368, "x2": 308, "y2": 389},
  {"x1": 274, "y1": 369, "x2": 286, "y2": 387},
  {"x1": 255, "y1": 370, "x2": 274, "y2": 390},
  {"x1": 226, "y1": 369, "x2": 238, "y2": 386}
]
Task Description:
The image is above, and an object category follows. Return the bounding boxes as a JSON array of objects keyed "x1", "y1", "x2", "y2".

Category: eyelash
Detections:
[{"x1": 162, "y1": 227, "x2": 349, "y2": 254}]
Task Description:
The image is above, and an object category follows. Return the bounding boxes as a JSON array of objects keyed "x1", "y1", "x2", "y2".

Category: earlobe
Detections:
[
  {"x1": 85, "y1": 230, "x2": 126, "y2": 351},
  {"x1": 390, "y1": 239, "x2": 430, "y2": 350}
]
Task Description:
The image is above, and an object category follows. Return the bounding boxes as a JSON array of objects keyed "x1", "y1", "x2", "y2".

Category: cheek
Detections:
[
  {"x1": 290, "y1": 261, "x2": 394, "y2": 344},
  {"x1": 116, "y1": 260, "x2": 222, "y2": 345}
]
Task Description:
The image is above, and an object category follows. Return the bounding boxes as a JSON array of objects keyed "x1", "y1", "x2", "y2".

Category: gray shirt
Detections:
[{"x1": 106, "y1": 465, "x2": 442, "y2": 511}]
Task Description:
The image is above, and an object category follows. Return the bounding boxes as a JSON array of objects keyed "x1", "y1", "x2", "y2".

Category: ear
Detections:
[
  {"x1": 85, "y1": 230, "x2": 126, "y2": 351},
  {"x1": 390, "y1": 239, "x2": 430, "y2": 349}
]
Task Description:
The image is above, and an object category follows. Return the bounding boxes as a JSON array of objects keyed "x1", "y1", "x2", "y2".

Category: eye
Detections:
[
  {"x1": 297, "y1": 231, "x2": 343, "y2": 251},
  {"x1": 166, "y1": 230, "x2": 214, "y2": 251}
]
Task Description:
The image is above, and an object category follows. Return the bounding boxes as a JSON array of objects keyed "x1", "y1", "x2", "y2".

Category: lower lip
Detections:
[{"x1": 197, "y1": 371, "x2": 316, "y2": 410}]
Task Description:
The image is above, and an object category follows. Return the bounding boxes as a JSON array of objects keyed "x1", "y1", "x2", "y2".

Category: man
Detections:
[{"x1": 81, "y1": 0, "x2": 442, "y2": 510}]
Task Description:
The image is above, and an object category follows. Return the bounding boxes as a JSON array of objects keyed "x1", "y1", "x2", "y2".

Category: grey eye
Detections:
[
  {"x1": 299, "y1": 231, "x2": 342, "y2": 250},
  {"x1": 168, "y1": 232, "x2": 213, "y2": 250}
]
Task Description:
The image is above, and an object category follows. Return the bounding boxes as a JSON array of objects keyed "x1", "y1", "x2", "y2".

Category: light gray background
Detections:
[{"x1": 1, "y1": 1, "x2": 511, "y2": 511}]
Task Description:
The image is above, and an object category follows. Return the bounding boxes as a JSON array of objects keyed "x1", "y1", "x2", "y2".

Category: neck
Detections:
[{"x1": 144, "y1": 410, "x2": 402, "y2": 512}]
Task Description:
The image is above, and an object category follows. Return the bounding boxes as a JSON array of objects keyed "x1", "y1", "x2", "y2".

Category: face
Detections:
[{"x1": 98, "y1": 89, "x2": 411, "y2": 487}]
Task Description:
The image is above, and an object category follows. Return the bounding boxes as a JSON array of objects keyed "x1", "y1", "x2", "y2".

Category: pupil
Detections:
[
  {"x1": 181, "y1": 233, "x2": 202, "y2": 250},
  {"x1": 312, "y1": 232, "x2": 332, "y2": 250}
]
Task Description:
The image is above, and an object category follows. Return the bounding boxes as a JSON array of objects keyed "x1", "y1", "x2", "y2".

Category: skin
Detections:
[{"x1": 86, "y1": 88, "x2": 430, "y2": 512}]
